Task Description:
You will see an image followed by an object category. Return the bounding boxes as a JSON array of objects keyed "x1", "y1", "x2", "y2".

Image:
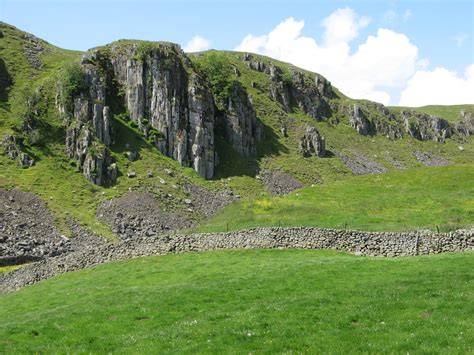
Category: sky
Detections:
[{"x1": 1, "y1": 0, "x2": 473, "y2": 106}]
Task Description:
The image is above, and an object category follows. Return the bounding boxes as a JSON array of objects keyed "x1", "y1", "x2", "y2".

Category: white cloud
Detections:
[
  {"x1": 322, "y1": 7, "x2": 369, "y2": 45},
  {"x1": 235, "y1": 10, "x2": 418, "y2": 105},
  {"x1": 235, "y1": 9, "x2": 472, "y2": 106},
  {"x1": 399, "y1": 65, "x2": 474, "y2": 106},
  {"x1": 183, "y1": 35, "x2": 211, "y2": 52}
]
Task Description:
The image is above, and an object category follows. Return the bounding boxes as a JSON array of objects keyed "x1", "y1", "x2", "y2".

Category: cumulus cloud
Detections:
[
  {"x1": 235, "y1": 9, "x2": 418, "y2": 105},
  {"x1": 184, "y1": 35, "x2": 211, "y2": 52},
  {"x1": 322, "y1": 7, "x2": 369, "y2": 45},
  {"x1": 235, "y1": 8, "x2": 472, "y2": 106},
  {"x1": 399, "y1": 65, "x2": 474, "y2": 106}
]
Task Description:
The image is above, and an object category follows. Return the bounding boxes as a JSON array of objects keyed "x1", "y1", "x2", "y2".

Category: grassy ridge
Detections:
[
  {"x1": 195, "y1": 165, "x2": 474, "y2": 233},
  {"x1": 390, "y1": 104, "x2": 474, "y2": 122},
  {"x1": 1, "y1": 250, "x2": 473, "y2": 353}
]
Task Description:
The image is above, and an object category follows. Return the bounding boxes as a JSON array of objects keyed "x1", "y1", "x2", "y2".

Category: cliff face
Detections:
[
  {"x1": 109, "y1": 44, "x2": 216, "y2": 179},
  {"x1": 62, "y1": 43, "x2": 270, "y2": 184},
  {"x1": 62, "y1": 59, "x2": 117, "y2": 185},
  {"x1": 60, "y1": 43, "x2": 217, "y2": 182},
  {"x1": 243, "y1": 53, "x2": 333, "y2": 121},
  {"x1": 56, "y1": 44, "x2": 472, "y2": 187},
  {"x1": 223, "y1": 82, "x2": 263, "y2": 157}
]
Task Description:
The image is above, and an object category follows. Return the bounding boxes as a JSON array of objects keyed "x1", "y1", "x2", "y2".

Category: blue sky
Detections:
[{"x1": 1, "y1": 0, "x2": 473, "y2": 106}]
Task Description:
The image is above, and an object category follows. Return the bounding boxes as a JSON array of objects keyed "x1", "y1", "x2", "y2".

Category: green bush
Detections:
[
  {"x1": 135, "y1": 42, "x2": 155, "y2": 62},
  {"x1": 56, "y1": 62, "x2": 87, "y2": 115},
  {"x1": 195, "y1": 52, "x2": 235, "y2": 109}
]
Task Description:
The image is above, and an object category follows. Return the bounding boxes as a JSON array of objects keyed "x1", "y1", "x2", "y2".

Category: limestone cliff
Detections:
[
  {"x1": 243, "y1": 53, "x2": 333, "y2": 121},
  {"x1": 222, "y1": 82, "x2": 263, "y2": 157},
  {"x1": 108, "y1": 43, "x2": 216, "y2": 179}
]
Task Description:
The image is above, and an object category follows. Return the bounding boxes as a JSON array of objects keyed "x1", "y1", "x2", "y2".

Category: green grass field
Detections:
[
  {"x1": 1, "y1": 250, "x2": 473, "y2": 353},
  {"x1": 195, "y1": 164, "x2": 474, "y2": 233}
]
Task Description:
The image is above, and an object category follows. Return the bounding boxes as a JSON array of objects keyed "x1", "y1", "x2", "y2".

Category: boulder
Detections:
[{"x1": 299, "y1": 127, "x2": 325, "y2": 157}]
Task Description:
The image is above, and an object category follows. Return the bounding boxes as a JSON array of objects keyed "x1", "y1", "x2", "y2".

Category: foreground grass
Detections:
[
  {"x1": 196, "y1": 165, "x2": 474, "y2": 233},
  {"x1": 0, "y1": 250, "x2": 473, "y2": 353}
]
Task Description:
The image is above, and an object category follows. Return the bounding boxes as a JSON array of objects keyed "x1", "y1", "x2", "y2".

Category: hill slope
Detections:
[{"x1": 0, "y1": 21, "x2": 473, "y2": 241}]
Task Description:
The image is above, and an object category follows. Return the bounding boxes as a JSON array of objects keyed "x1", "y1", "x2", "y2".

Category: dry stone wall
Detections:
[{"x1": 1, "y1": 227, "x2": 472, "y2": 293}]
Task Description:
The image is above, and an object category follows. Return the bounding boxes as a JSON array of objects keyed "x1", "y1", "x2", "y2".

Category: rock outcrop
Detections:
[
  {"x1": 110, "y1": 43, "x2": 216, "y2": 178},
  {"x1": 243, "y1": 53, "x2": 332, "y2": 120},
  {"x1": 401, "y1": 110, "x2": 451, "y2": 143},
  {"x1": 349, "y1": 104, "x2": 373, "y2": 135},
  {"x1": 455, "y1": 110, "x2": 474, "y2": 136},
  {"x1": 61, "y1": 52, "x2": 117, "y2": 186},
  {"x1": 223, "y1": 83, "x2": 263, "y2": 156},
  {"x1": 299, "y1": 126, "x2": 325, "y2": 157},
  {"x1": 344, "y1": 102, "x2": 468, "y2": 143},
  {"x1": 1, "y1": 135, "x2": 35, "y2": 168},
  {"x1": 290, "y1": 71, "x2": 332, "y2": 120}
]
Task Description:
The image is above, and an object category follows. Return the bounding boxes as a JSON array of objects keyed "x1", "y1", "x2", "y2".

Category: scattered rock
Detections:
[
  {"x1": 97, "y1": 192, "x2": 193, "y2": 240},
  {"x1": 337, "y1": 151, "x2": 388, "y2": 175},
  {"x1": 259, "y1": 170, "x2": 303, "y2": 196},
  {"x1": 0, "y1": 189, "x2": 107, "y2": 266},
  {"x1": 124, "y1": 151, "x2": 139, "y2": 161},
  {"x1": 414, "y1": 151, "x2": 450, "y2": 167},
  {"x1": 127, "y1": 171, "x2": 136, "y2": 178},
  {"x1": 182, "y1": 184, "x2": 238, "y2": 217}
]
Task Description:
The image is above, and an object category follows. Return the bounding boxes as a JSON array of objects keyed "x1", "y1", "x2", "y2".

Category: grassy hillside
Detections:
[
  {"x1": 191, "y1": 51, "x2": 474, "y2": 191},
  {"x1": 0, "y1": 23, "x2": 222, "y2": 237},
  {"x1": 195, "y1": 164, "x2": 474, "y2": 233},
  {"x1": 1, "y1": 250, "x2": 473, "y2": 353},
  {"x1": 1, "y1": 23, "x2": 473, "y2": 238},
  {"x1": 390, "y1": 104, "x2": 474, "y2": 122}
]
